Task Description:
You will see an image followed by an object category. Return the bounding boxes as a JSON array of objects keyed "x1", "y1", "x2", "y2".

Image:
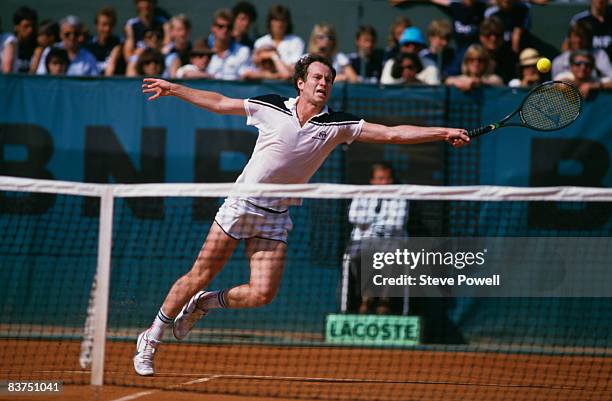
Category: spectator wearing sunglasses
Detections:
[
  {"x1": 206, "y1": 9, "x2": 251, "y2": 80},
  {"x1": 552, "y1": 21, "x2": 612, "y2": 82},
  {"x1": 38, "y1": 15, "x2": 98, "y2": 76},
  {"x1": 307, "y1": 22, "x2": 358, "y2": 82},
  {"x1": 391, "y1": 52, "x2": 424, "y2": 85},
  {"x1": 555, "y1": 50, "x2": 611, "y2": 99},
  {"x1": 445, "y1": 43, "x2": 503, "y2": 91}
]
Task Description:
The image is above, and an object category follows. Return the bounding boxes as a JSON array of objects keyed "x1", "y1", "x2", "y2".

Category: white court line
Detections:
[
  {"x1": 110, "y1": 390, "x2": 158, "y2": 401},
  {"x1": 109, "y1": 375, "x2": 220, "y2": 401}
]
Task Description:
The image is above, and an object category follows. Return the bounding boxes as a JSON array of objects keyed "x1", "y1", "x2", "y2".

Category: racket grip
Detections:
[{"x1": 467, "y1": 124, "x2": 497, "y2": 138}]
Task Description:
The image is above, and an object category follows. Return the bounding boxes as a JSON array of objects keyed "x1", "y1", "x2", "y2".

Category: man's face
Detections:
[
  {"x1": 137, "y1": 1, "x2": 154, "y2": 18},
  {"x1": 171, "y1": 21, "x2": 190, "y2": 42},
  {"x1": 356, "y1": 33, "x2": 375, "y2": 56},
  {"x1": 571, "y1": 55, "x2": 593, "y2": 81},
  {"x1": 592, "y1": 0, "x2": 606, "y2": 13},
  {"x1": 370, "y1": 167, "x2": 393, "y2": 185},
  {"x1": 234, "y1": 13, "x2": 251, "y2": 35},
  {"x1": 212, "y1": 18, "x2": 232, "y2": 42},
  {"x1": 298, "y1": 61, "x2": 333, "y2": 106},
  {"x1": 480, "y1": 30, "x2": 503, "y2": 51},
  {"x1": 429, "y1": 34, "x2": 449, "y2": 53},
  {"x1": 270, "y1": 18, "x2": 287, "y2": 38},
  {"x1": 61, "y1": 24, "x2": 80, "y2": 51},
  {"x1": 568, "y1": 32, "x2": 586, "y2": 50},
  {"x1": 96, "y1": 15, "x2": 114, "y2": 38},
  {"x1": 15, "y1": 19, "x2": 35, "y2": 41}
]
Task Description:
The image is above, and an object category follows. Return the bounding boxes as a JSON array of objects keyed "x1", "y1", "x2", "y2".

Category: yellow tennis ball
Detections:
[{"x1": 537, "y1": 58, "x2": 551, "y2": 73}]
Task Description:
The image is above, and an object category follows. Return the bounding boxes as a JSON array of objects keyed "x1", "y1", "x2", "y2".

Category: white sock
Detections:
[
  {"x1": 148, "y1": 309, "x2": 172, "y2": 342},
  {"x1": 197, "y1": 289, "x2": 227, "y2": 310}
]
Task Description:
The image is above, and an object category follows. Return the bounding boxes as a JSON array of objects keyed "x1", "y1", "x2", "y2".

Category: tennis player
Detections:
[{"x1": 134, "y1": 54, "x2": 469, "y2": 375}]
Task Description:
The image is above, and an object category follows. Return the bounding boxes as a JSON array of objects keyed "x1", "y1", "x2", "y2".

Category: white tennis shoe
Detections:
[
  {"x1": 173, "y1": 291, "x2": 209, "y2": 340},
  {"x1": 133, "y1": 329, "x2": 159, "y2": 376}
]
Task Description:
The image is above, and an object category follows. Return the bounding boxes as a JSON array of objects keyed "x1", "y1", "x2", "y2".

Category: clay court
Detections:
[{"x1": 1, "y1": 339, "x2": 610, "y2": 401}]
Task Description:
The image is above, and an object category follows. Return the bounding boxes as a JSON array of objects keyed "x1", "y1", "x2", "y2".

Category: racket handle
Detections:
[{"x1": 467, "y1": 124, "x2": 498, "y2": 138}]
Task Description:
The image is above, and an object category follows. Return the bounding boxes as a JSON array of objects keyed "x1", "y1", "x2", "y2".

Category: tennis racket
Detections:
[{"x1": 467, "y1": 81, "x2": 582, "y2": 139}]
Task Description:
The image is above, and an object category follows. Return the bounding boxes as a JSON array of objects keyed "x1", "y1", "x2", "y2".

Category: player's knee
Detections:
[{"x1": 251, "y1": 287, "x2": 278, "y2": 306}]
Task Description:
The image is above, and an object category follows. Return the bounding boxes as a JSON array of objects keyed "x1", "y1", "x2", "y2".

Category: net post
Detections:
[
  {"x1": 90, "y1": 186, "x2": 114, "y2": 386},
  {"x1": 340, "y1": 252, "x2": 350, "y2": 313}
]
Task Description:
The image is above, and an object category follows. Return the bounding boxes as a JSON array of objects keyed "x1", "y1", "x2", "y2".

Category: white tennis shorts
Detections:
[{"x1": 214, "y1": 198, "x2": 293, "y2": 243}]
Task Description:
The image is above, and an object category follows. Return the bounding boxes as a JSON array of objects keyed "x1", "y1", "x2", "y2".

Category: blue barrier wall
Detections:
[{"x1": 1, "y1": 76, "x2": 611, "y2": 346}]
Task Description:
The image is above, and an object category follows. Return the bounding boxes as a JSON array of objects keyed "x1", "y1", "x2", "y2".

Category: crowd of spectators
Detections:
[{"x1": 1, "y1": 0, "x2": 611, "y2": 97}]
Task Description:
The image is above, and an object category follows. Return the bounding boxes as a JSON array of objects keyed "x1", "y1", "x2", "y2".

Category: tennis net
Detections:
[{"x1": 1, "y1": 176, "x2": 611, "y2": 401}]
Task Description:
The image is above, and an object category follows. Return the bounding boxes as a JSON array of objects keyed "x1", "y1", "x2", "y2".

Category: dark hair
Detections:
[
  {"x1": 391, "y1": 52, "x2": 422, "y2": 79},
  {"x1": 479, "y1": 16, "x2": 504, "y2": 37},
  {"x1": 13, "y1": 6, "x2": 38, "y2": 26},
  {"x1": 232, "y1": 1, "x2": 257, "y2": 22},
  {"x1": 370, "y1": 161, "x2": 396, "y2": 183},
  {"x1": 45, "y1": 47, "x2": 69, "y2": 71},
  {"x1": 568, "y1": 20, "x2": 594, "y2": 49},
  {"x1": 356, "y1": 25, "x2": 377, "y2": 41},
  {"x1": 136, "y1": 48, "x2": 165, "y2": 75},
  {"x1": 292, "y1": 54, "x2": 336, "y2": 94},
  {"x1": 267, "y1": 5, "x2": 293, "y2": 35},
  {"x1": 95, "y1": 6, "x2": 117, "y2": 27},
  {"x1": 38, "y1": 19, "x2": 59, "y2": 40}
]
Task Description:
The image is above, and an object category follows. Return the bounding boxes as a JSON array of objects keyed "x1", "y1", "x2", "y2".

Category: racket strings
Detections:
[{"x1": 520, "y1": 82, "x2": 581, "y2": 131}]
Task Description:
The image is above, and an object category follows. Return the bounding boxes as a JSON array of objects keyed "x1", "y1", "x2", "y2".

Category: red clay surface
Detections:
[{"x1": 1, "y1": 339, "x2": 610, "y2": 401}]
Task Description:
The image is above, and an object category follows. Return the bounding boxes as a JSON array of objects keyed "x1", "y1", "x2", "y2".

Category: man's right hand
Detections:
[{"x1": 142, "y1": 78, "x2": 175, "y2": 101}]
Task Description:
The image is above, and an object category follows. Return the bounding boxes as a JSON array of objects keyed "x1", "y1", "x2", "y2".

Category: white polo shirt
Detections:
[{"x1": 237, "y1": 94, "x2": 364, "y2": 211}]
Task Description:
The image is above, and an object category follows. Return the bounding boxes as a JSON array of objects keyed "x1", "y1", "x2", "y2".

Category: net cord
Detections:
[{"x1": 1, "y1": 176, "x2": 612, "y2": 202}]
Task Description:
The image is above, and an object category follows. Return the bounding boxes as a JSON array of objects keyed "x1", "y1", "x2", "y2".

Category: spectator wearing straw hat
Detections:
[
  {"x1": 380, "y1": 27, "x2": 440, "y2": 85},
  {"x1": 508, "y1": 47, "x2": 543, "y2": 88}
]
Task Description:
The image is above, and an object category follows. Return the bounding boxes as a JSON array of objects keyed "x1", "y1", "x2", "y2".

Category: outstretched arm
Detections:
[
  {"x1": 142, "y1": 78, "x2": 246, "y2": 116},
  {"x1": 359, "y1": 121, "x2": 469, "y2": 148}
]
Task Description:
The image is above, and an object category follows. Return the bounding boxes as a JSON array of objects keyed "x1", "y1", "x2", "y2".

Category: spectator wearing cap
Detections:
[
  {"x1": 445, "y1": 43, "x2": 503, "y2": 91},
  {"x1": 176, "y1": 38, "x2": 212, "y2": 79},
  {"x1": 554, "y1": 50, "x2": 612, "y2": 99},
  {"x1": 552, "y1": 21, "x2": 612, "y2": 81},
  {"x1": 381, "y1": 26, "x2": 441, "y2": 85},
  {"x1": 38, "y1": 15, "x2": 99, "y2": 76},
  {"x1": 508, "y1": 48, "x2": 543, "y2": 87}
]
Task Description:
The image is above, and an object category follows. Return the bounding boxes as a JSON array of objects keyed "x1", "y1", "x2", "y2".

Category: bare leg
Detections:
[
  {"x1": 224, "y1": 237, "x2": 287, "y2": 308},
  {"x1": 161, "y1": 222, "x2": 239, "y2": 317}
]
